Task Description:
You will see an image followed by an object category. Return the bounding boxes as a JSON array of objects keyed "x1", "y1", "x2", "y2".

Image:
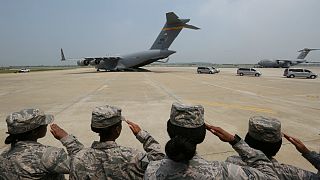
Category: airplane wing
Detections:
[
  {"x1": 276, "y1": 59, "x2": 292, "y2": 62},
  {"x1": 275, "y1": 59, "x2": 297, "y2": 64},
  {"x1": 276, "y1": 59, "x2": 307, "y2": 63},
  {"x1": 61, "y1": 48, "x2": 122, "y2": 66},
  {"x1": 84, "y1": 56, "x2": 121, "y2": 61},
  {"x1": 274, "y1": 59, "x2": 291, "y2": 66},
  {"x1": 83, "y1": 56, "x2": 122, "y2": 66}
]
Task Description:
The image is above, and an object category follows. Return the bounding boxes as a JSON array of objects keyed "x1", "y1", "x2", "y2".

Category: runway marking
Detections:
[
  {"x1": 0, "y1": 92, "x2": 8, "y2": 96},
  {"x1": 173, "y1": 74, "x2": 319, "y2": 111},
  {"x1": 97, "y1": 85, "x2": 108, "y2": 91},
  {"x1": 190, "y1": 100, "x2": 275, "y2": 114},
  {"x1": 53, "y1": 75, "x2": 120, "y2": 116},
  {"x1": 143, "y1": 73, "x2": 183, "y2": 103},
  {"x1": 215, "y1": 79, "x2": 284, "y2": 91},
  {"x1": 294, "y1": 94, "x2": 320, "y2": 100},
  {"x1": 306, "y1": 95, "x2": 320, "y2": 99},
  {"x1": 0, "y1": 89, "x2": 30, "y2": 97},
  {"x1": 235, "y1": 90, "x2": 257, "y2": 96},
  {"x1": 146, "y1": 74, "x2": 273, "y2": 113},
  {"x1": 190, "y1": 78, "x2": 260, "y2": 98}
]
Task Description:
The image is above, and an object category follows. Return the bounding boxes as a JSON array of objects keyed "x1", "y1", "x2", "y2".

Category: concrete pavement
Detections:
[{"x1": 0, "y1": 67, "x2": 319, "y2": 172}]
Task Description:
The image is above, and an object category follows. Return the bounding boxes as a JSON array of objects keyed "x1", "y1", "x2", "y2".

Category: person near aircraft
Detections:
[
  {"x1": 0, "y1": 108, "x2": 84, "y2": 179},
  {"x1": 226, "y1": 116, "x2": 318, "y2": 179},
  {"x1": 144, "y1": 102, "x2": 279, "y2": 179},
  {"x1": 70, "y1": 105, "x2": 164, "y2": 180}
]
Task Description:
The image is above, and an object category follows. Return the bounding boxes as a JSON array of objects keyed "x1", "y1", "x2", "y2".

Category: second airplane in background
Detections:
[
  {"x1": 60, "y1": 12, "x2": 199, "y2": 71},
  {"x1": 258, "y1": 48, "x2": 320, "y2": 68}
]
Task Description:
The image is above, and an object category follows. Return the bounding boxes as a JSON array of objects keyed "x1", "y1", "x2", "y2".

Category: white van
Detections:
[
  {"x1": 197, "y1": 67, "x2": 217, "y2": 74},
  {"x1": 237, "y1": 68, "x2": 261, "y2": 77},
  {"x1": 284, "y1": 68, "x2": 317, "y2": 79}
]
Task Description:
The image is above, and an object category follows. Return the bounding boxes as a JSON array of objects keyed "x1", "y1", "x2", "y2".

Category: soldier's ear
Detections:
[
  {"x1": 33, "y1": 125, "x2": 47, "y2": 139},
  {"x1": 115, "y1": 125, "x2": 122, "y2": 135},
  {"x1": 30, "y1": 128, "x2": 40, "y2": 138}
]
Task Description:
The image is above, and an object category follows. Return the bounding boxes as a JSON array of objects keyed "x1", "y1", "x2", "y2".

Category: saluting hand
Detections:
[
  {"x1": 205, "y1": 123, "x2": 235, "y2": 142},
  {"x1": 50, "y1": 123, "x2": 68, "y2": 140},
  {"x1": 283, "y1": 133, "x2": 310, "y2": 154},
  {"x1": 126, "y1": 120, "x2": 141, "y2": 136}
]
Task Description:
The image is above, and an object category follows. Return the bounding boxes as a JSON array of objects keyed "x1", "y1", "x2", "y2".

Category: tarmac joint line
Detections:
[{"x1": 190, "y1": 100, "x2": 275, "y2": 114}]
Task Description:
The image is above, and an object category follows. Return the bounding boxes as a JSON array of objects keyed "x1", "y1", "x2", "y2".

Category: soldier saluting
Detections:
[
  {"x1": 226, "y1": 116, "x2": 319, "y2": 179},
  {"x1": 70, "y1": 105, "x2": 164, "y2": 180},
  {"x1": 144, "y1": 102, "x2": 279, "y2": 180},
  {"x1": 0, "y1": 108, "x2": 83, "y2": 179}
]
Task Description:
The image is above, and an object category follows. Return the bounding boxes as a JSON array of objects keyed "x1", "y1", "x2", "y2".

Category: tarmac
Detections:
[{"x1": 0, "y1": 67, "x2": 319, "y2": 172}]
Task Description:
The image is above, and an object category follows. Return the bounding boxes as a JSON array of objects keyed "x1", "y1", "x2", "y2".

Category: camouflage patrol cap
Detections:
[
  {"x1": 91, "y1": 105, "x2": 125, "y2": 128},
  {"x1": 6, "y1": 109, "x2": 54, "y2": 134},
  {"x1": 248, "y1": 116, "x2": 282, "y2": 143},
  {"x1": 169, "y1": 102, "x2": 204, "y2": 128}
]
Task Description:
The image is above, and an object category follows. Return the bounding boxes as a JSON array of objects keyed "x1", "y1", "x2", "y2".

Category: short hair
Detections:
[
  {"x1": 91, "y1": 121, "x2": 122, "y2": 138},
  {"x1": 245, "y1": 133, "x2": 282, "y2": 158}
]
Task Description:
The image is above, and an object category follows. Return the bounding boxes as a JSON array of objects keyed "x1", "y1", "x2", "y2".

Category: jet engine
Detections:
[
  {"x1": 89, "y1": 59, "x2": 101, "y2": 66},
  {"x1": 77, "y1": 60, "x2": 90, "y2": 66}
]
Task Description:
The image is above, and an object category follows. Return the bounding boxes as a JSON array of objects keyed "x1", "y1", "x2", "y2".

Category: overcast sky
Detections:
[{"x1": 1, "y1": 0, "x2": 320, "y2": 66}]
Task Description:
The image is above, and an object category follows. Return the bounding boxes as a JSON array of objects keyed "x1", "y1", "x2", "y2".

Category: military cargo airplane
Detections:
[
  {"x1": 257, "y1": 48, "x2": 320, "y2": 68},
  {"x1": 60, "y1": 12, "x2": 199, "y2": 71}
]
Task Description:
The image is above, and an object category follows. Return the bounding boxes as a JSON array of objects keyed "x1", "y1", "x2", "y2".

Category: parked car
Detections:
[
  {"x1": 18, "y1": 68, "x2": 30, "y2": 73},
  {"x1": 237, "y1": 68, "x2": 261, "y2": 77},
  {"x1": 283, "y1": 68, "x2": 317, "y2": 79},
  {"x1": 197, "y1": 67, "x2": 218, "y2": 74},
  {"x1": 211, "y1": 67, "x2": 220, "y2": 73}
]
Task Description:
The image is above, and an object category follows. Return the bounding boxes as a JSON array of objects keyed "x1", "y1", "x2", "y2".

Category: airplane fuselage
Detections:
[
  {"x1": 96, "y1": 49, "x2": 176, "y2": 70},
  {"x1": 120, "y1": 49, "x2": 176, "y2": 69},
  {"x1": 258, "y1": 59, "x2": 305, "y2": 68}
]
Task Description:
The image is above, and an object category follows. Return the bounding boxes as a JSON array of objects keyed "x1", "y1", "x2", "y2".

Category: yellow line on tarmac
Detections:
[
  {"x1": 306, "y1": 95, "x2": 320, "y2": 100},
  {"x1": 190, "y1": 100, "x2": 275, "y2": 114}
]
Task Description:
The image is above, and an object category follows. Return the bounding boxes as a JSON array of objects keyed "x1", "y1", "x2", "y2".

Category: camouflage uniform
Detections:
[
  {"x1": 226, "y1": 156, "x2": 318, "y2": 179},
  {"x1": 302, "y1": 151, "x2": 320, "y2": 171},
  {"x1": 144, "y1": 103, "x2": 279, "y2": 180},
  {"x1": 70, "y1": 105, "x2": 164, "y2": 180},
  {"x1": 0, "y1": 108, "x2": 84, "y2": 180},
  {"x1": 226, "y1": 116, "x2": 318, "y2": 180}
]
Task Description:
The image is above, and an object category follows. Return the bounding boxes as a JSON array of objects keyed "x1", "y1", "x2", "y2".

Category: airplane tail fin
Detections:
[
  {"x1": 60, "y1": 48, "x2": 66, "y2": 61},
  {"x1": 150, "y1": 12, "x2": 199, "y2": 50},
  {"x1": 297, "y1": 48, "x2": 320, "y2": 59}
]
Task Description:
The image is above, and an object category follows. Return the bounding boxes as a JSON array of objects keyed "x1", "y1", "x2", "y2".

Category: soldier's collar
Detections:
[
  {"x1": 14, "y1": 141, "x2": 41, "y2": 146},
  {"x1": 91, "y1": 141, "x2": 118, "y2": 149}
]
